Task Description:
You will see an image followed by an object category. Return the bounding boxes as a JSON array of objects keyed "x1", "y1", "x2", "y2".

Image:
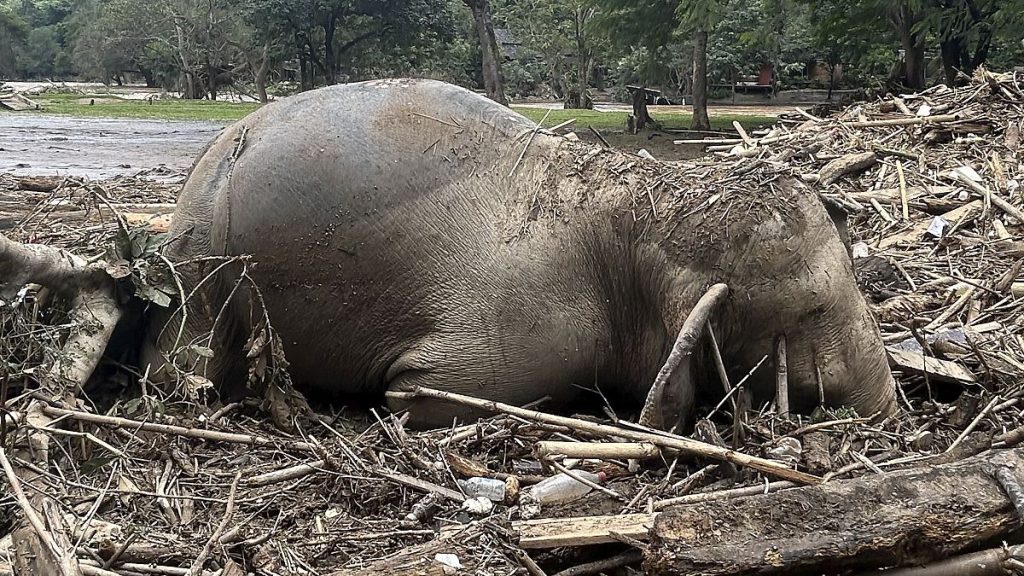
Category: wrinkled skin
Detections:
[{"x1": 143, "y1": 79, "x2": 897, "y2": 430}]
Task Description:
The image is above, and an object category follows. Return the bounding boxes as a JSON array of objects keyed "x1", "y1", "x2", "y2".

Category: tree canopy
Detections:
[{"x1": 0, "y1": 0, "x2": 1022, "y2": 110}]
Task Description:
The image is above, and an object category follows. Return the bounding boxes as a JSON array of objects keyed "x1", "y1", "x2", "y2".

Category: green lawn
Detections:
[
  {"x1": 513, "y1": 106, "x2": 777, "y2": 132},
  {"x1": 28, "y1": 92, "x2": 259, "y2": 122},
  {"x1": 17, "y1": 92, "x2": 777, "y2": 132}
]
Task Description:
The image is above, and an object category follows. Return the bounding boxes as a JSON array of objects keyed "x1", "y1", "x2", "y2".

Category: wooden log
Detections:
[
  {"x1": 818, "y1": 151, "x2": 878, "y2": 185},
  {"x1": 644, "y1": 446, "x2": 1024, "y2": 575}
]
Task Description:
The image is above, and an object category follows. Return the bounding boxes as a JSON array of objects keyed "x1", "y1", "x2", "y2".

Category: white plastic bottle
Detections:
[
  {"x1": 527, "y1": 471, "x2": 606, "y2": 505},
  {"x1": 457, "y1": 477, "x2": 507, "y2": 502}
]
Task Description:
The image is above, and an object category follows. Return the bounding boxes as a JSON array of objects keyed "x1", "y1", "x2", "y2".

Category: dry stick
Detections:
[
  {"x1": 896, "y1": 160, "x2": 910, "y2": 220},
  {"x1": 376, "y1": 469, "x2": 465, "y2": 503},
  {"x1": 514, "y1": 549, "x2": 549, "y2": 576},
  {"x1": 953, "y1": 173, "x2": 1024, "y2": 224},
  {"x1": 189, "y1": 471, "x2": 241, "y2": 576},
  {"x1": 946, "y1": 395, "x2": 1000, "y2": 454},
  {"x1": 247, "y1": 459, "x2": 328, "y2": 487},
  {"x1": 551, "y1": 550, "x2": 643, "y2": 576},
  {"x1": 994, "y1": 467, "x2": 1024, "y2": 523},
  {"x1": 0, "y1": 448, "x2": 68, "y2": 571},
  {"x1": 39, "y1": 406, "x2": 317, "y2": 452},
  {"x1": 706, "y1": 326, "x2": 733, "y2": 408},
  {"x1": 548, "y1": 460, "x2": 623, "y2": 500},
  {"x1": 510, "y1": 109, "x2": 552, "y2": 177},
  {"x1": 654, "y1": 479, "x2": 795, "y2": 510},
  {"x1": 389, "y1": 387, "x2": 821, "y2": 485},
  {"x1": 844, "y1": 114, "x2": 959, "y2": 128},
  {"x1": 775, "y1": 334, "x2": 789, "y2": 418},
  {"x1": 638, "y1": 284, "x2": 730, "y2": 427},
  {"x1": 732, "y1": 120, "x2": 755, "y2": 147},
  {"x1": 535, "y1": 441, "x2": 660, "y2": 461},
  {"x1": 858, "y1": 544, "x2": 1024, "y2": 576},
  {"x1": 588, "y1": 125, "x2": 611, "y2": 148}
]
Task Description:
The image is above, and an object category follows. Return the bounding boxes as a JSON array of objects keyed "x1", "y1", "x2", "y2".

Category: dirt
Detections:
[{"x1": 0, "y1": 113, "x2": 225, "y2": 180}]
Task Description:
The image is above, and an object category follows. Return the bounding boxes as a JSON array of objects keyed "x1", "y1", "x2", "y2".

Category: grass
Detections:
[
  {"x1": 25, "y1": 92, "x2": 259, "y2": 122},
  {"x1": 513, "y1": 106, "x2": 778, "y2": 132},
  {"x1": 11, "y1": 91, "x2": 778, "y2": 132}
]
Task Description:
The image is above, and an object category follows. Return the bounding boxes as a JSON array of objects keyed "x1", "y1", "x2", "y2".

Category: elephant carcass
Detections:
[{"x1": 141, "y1": 79, "x2": 898, "y2": 430}]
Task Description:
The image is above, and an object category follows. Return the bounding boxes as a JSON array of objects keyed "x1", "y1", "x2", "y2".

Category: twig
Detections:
[
  {"x1": 189, "y1": 471, "x2": 240, "y2": 575},
  {"x1": 510, "y1": 109, "x2": 552, "y2": 177},
  {"x1": 654, "y1": 479, "x2": 794, "y2": 510},
  {"x1": 588, "y1": 125, "x2": 610, "y2": 148},
  {"x1": 946, "y1": 395, "x2": 1000, "y2": 454},
  {"x1": 387, "y1": 387, "x2": 822, "y2": 485},
  {"x1": 0, "y1": 447, "x2": 74, "y2": 574},
  {"x1": 39, "y1": 405, "x2": 316, "y2": 452},
  {"x1": 552, "y1": 550, "x2": 643, "y2": 576},
  {"x1": 549, "y1": 460, "x2": 623, "y2": 500}
]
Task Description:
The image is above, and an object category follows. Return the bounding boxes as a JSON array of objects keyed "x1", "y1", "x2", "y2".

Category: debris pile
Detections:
[{"x1": 0, "y1": 69, "x2": 1022, "y2": 575}]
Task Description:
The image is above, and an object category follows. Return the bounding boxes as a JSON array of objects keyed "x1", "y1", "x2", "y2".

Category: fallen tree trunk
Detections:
[{"x1": 645, "y1": 447, "x2": 1024, "y2": 575}]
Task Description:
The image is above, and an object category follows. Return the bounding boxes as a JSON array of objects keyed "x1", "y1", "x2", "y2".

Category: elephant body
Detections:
[{"x1": 144, "y1": 79, "x2": 897, "y2": 429}]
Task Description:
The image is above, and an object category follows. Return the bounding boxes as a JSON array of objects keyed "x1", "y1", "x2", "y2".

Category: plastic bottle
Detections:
[
  {"x1": 526, "y1": 471, "x2": 606, "y2": 505},
  {"x1": 457, "y1": 477, "x2": 507, "y2": 502}
]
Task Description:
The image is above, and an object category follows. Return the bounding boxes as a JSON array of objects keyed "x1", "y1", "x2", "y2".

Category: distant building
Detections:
[{"x1": 493, "y1": 28, "x2": 522, "y2": 59}]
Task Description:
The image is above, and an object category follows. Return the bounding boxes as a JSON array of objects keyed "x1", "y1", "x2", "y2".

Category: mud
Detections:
[{"x1": 0, "y1": 113, "x2": 225, "y2": 180}]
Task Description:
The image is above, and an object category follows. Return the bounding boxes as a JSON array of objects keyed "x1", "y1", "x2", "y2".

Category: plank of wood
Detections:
[
  {"x1": 878, "y1": 200, "x2": 981, "y2": 249},
  {"x1": 886, "y1": 347, "x2": 977, "y2": 384},
  {"x1": 514, "y1": 513, "x2": 658, "y2": 548}
]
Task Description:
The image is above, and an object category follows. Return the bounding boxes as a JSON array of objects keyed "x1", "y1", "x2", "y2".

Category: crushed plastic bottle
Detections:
[
  {"x1": 457, "y1": 477, "x2": 507, "y2": 502},
  {"x1": 526, "y1": 470, "x2": 606, "y2": 505}
]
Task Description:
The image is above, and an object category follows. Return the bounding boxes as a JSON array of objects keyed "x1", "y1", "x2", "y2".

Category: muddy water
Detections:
[{"x1": 0, "y1": 114, "x2": 225, "y2": 180}]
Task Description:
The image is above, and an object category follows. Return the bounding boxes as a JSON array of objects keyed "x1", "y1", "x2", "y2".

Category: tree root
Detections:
[{"x1": 1, "y1": 232, "x2": 121, "y2": 576}]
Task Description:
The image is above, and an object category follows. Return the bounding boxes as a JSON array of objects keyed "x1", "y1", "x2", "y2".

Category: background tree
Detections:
[{"x1": 464, "y1": 0, "x2": 507, "y2": 105}]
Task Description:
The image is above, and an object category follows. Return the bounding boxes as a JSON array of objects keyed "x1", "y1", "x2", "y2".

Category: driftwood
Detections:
[
  {"x1": 644, "y1": 446, "x2": 1024, "y2": 575},
  {"x1": 887, "y1": 347, "x2": 977, "y2": 384}
]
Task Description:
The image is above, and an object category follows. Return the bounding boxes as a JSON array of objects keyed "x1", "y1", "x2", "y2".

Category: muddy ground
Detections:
[
  {"x1": 0, "y1": 113, "x2": 224, "y2": 180},
  {"x1": 0, "y1": 112, "x2": 706, "y2": 178}
]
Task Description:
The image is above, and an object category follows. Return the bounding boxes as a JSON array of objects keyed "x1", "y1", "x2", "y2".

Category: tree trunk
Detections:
[
  {"x1": 630, "y1": 87, "x2": 652, "y2": 133},
  {"x1": 691, "y1": 28, "x2": 711, "y2": 131},
  {"x1": 645, "y1": 446, "x2": 1024, "y2": 575},
  {"x1": 465, "y1": 0, "x2": 508, "y2": 106},
  {"x1": 893, "y1": 5, "x2": 926, "y2": 90},
  {"x1": 324, "y1": 17, "x2": 337, "y2": 85},
  {"x1": 254, "y1": 44, "x2": 270, "y2": 104},
  {"x1": 940, "y1": 38, "x2": 963, "y2": 85},
  {"x1": 206, "y1": 57, "x2": 217, "y2": 100},
  {"x1": 567, "y1": 6, "x2": 593, "y2": 110}
]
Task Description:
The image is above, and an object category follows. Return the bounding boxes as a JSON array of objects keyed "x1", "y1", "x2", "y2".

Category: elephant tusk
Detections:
[{"x1": 638, "y1": 283, "x2": 729, "y2": 429}]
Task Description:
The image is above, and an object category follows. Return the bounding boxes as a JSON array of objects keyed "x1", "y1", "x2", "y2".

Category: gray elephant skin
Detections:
[{"x1": 142, "y1": 78, "x2": 898, "y2": 430}]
